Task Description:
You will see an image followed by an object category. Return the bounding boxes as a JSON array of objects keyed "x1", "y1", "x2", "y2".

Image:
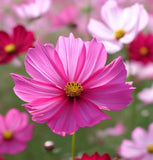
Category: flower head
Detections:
[
  {"x1": 119, "y1": 122, "x2": 153, "y2": 159},
  {"x1": 0, "y1": 25, "x2": 35, "y2": 64},
  {"x1": 0, "y1": 108, "x2": 34, "y2": 154},
  {"x1": 88, "y1": 0, "x2": 148, "y2": 53},
  {"x1": 128, "y1": 32, "x2": 153, "y2": 64},
  {"x1": 11, "y1": 33, "x2": 133, "y2": 136}
]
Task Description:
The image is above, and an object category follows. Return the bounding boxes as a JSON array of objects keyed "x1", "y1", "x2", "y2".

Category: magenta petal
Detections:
[
  {"x1": 83, "y1": 57, "x2": 127, "y2": 88},
  {"x1": 74, "y1": 98, "x2": 110, "y2": 127},
  {"x1": 47, "y1": 100, "x2": 79, "y2": 136},
  {"x1": 132, "y1": 127, "x2": 148, "y2": 146},
  {"x1": 78, "y1": 38, "x2": 107, "y2": 83},
  {"x1": 14, "y1": 124, "x2": 34, "y2": 142},
  {"x1": 83, "y1": 82, "x2": 133, "y2": 111},
  {"x1": 148, "y1": 123, "x2": 153, "y2": 143},
  {"x1": 11, "y1": 73, "x2": 63, "y2": 102},
  {"x1": 24, "y1": 96, "x2": 68, "y2": 124},
  {"x1": 5, "y1": 109, "x2": 28, "y2": 131},
  {"x1": 25, "y1": 41, "x2": 67, "y2": 87},
  {"x1": 120, "y1": 140, "x2": 145, "y2": 158},
  {"x1": 0, "y1": 140, "x2": 26, "y2": 155},
  {"x1": 56, "y1": 33, "x2": 85, "y2": 81}
]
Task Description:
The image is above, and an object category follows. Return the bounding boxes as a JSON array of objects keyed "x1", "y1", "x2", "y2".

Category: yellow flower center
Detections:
[
  {"x1": 64, "y1": 82, "x2": 83, "y2": 97},
  {"x1": 3, "y1": 130, "x2": 13, "y2": 140},
  {"x1": 139, "y1": 47, "x2": 148, "y2": 56},
  {"x1": 4, "y1": 43, "x2": 16, "y2": 53},
  {"x1": 114, "y1": 29, "x2": 126, "y2": 40},
  {"x1": 147, "y1": 144, "x2": 153, "y2": 153}
]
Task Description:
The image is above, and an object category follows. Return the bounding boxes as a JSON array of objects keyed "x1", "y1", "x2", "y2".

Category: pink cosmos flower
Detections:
[
  {"x1": 119, "y1": 122, "x2": 153, "y2": 160},
  {"x1": 51, "y1": 5, "x2": 79, "y2": 30},
  {"x1": 0, "y1": 108, "x2": 34, "y2": 154},
  {"x1": 14, "y1": 0, "x2": 51, "y2": 19},
  {"x1": 11, "y1": 33, "x2": 133, "y2": 136},
  {"x1": 88, "y1": 0, "x2": 148, "y2": 53},
  {"x1": 138, "y1": 84, "x2": 153, "y2": 104}
]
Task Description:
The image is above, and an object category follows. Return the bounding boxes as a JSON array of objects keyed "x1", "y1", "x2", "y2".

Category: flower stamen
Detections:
[
  {"x1": 139, "y1": 47, "x2": 148, "y2": 56},
  {"x1": 147, "y1": 144, "x2": 153, "y2": 153},
  {"x1": 64, "y1": 82, "x2": 83, "y2": 97},
  {"x1": 114, "y1": 29, "x2": 126, "y2": 40},
  {"x1": 3, "y1": 130, "x2": 13, "y2": 140},
  {"x1": 4, "y1": 43, "x2": 16, "y2": 53}
]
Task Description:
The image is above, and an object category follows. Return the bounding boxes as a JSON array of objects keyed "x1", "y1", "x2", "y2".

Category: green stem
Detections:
[{"x1": 72, "y1": 132, "x2": 76, "y2": 160}]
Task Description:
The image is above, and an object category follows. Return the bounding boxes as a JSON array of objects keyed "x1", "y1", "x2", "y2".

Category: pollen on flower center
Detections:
[
  {"x1": 139, "y1": 47, "x2": 148, "y2": 56},
  {"x1": 64, "y1": 82, "x2": 83, "y2": 97},
  {"x1": 4, "y1": 43, "x2": 16, "y2": 53},
  {"x1": 3, "y1": 130, "x2": 13, "y2": 140},
  {"x1": 114, "y1": 29, "x2": 126, "y2": 40},
  {"x1": 147, "y1": 144, "x2": 153, "y2": 153}
]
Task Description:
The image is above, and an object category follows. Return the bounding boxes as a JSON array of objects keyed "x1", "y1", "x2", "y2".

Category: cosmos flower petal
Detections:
[
  {"x1": 120, "y1": 30, "x2": 136, "y2": 44},
  {"x1": 102, "y1": 40, "x2": 123, "y2": 54},
  {"x1": 122, "y1": 4, "x2": 141, "y2": 32},
  {"x1": 0, "y1": 140, "x2": 26, "y2": 155},
  {"x1": 119, "y1": 140, "x2": 146, "y2": 158},
  {"x1": 14, "y1": 0, "x2": 51, "y2": 19},
  {"x1": 84, "y1": 82, "x2": 133, "y2": 111},
  {"x1": 148, "y1": 123, "x2": 153, "y2": 143},
  {"x1": 5, "y1": 109, "x2": 28, "y2": 132},
  {"x1": 137, "y1": 5, "x2": 149, "y2": 32},
  {"x1": 83, "y1": 57, "x2": 127, "y2": 88},
  {"x1": 13, "y1": 25, "x2": 35, "y2": 54},
  {"x1": 47, "y1": 100, "x2": 79, "y2": 136},
  {"x1": 101, "y1": 0, "x2": 123, "y2": 30},
  {"x1": 11, "y1": 73, "x2": 63, "y2": 102},
  {"x1": 25, "y1": 41, "x2": 67, "y2": 86},
  {"x1": 88, "y1": 19, "x2": 114, "y2": 40},
  {"x1": 74, "y1": 98, "x2": 110, "y2": 127},
  {"x1": 76, "y1": 152, "x2": 111, "y2": 160},
  {"x1": 142, "y1": 154, "x2": 153, "y2": 160},
  {"x1": 56, "y1": 33, "x2": 85, "y2": 81},
  {"x1": 0, "y1": 31, "x2": 11, "y2": 46},
  {"x1": 123, "y1": 4, "x2": 148, "y2": 32},
  {"x1": 24, "y1": 96, "x2": 67, "y2": 124},
  {"x1": 78, "y1": 38, "x2": 107, "y2": 82},
  {"x1": 14, "y1": 124, "x2": 34, "y2": 142},
  {"x1": 131, "y1": 127, "x2": 148, "y2": 146}
]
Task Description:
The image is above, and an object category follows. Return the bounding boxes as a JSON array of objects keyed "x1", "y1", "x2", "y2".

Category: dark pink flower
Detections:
[
  {"x1": 0, "y1": 25, "x2": 35, "y2": 64},
  {"x1": 128, "y1": 32, "x2": 153, "y2": 64},
  {"x1": 11, "y1": 33, "x2": 133, "y2": 136},
  {"x1": 76, "y1": 152, "x2": 113, "y2": 160},
  {"x1": 0, "y1": 108, "x2": 34, "y2": 154}
]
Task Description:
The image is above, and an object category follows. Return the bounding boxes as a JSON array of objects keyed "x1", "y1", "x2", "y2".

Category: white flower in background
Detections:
[
  {"x1": 14, "y1": 0, "x2": 51, "y2": 19},
  {"x1": 88, "y1": 0, "x2": 148, "y2": 53}
]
